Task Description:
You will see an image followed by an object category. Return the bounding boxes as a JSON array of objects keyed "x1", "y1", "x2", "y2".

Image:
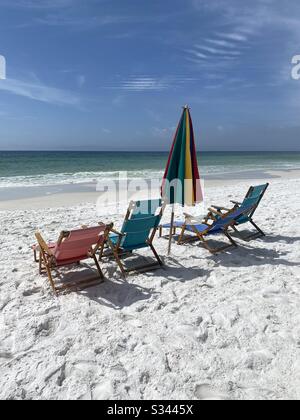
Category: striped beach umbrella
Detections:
[{"x1": 162, "y1": 105, "x2": 203, "y2": 253}]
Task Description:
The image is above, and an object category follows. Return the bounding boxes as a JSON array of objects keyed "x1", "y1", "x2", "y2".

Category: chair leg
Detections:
[
  {"x1": 199, "y1": 236, "x2": 217, "y2": 254},
  {"x1": 110, "y1": 247, "x2": 127, "y2": 278},
  {"x1": 235, "y1": 221, "x2": 266, "y2": 241},
  {"x1": 224, "y1": 230, "x2": 238, "y2": 248},
  {"x1": 39, "y1": 253, "x2": 43, "y2": 274},
  {"x1": 178, "y1": 225, "x2": 186, "y2": 245},
  {"x1": 232, "y1": 225, "x2": 244, "y2": 239},
  {"x1": 149, "y1": 243, "x2": 163, "y2": 266},
  {"x1": 45, "y1": 263, "x2": 57, "y2": 296},
  {"x1": 190, "y1": 225, "x2": 238, "y2": 254},
  {"x1": 92, "y1": 255, "x2": 105, "y2": 280},
  {"x1": 250, "y1": 220, "x2": 265, "y2": 237},
  {"x1": 34, "y1": 249, "x2": 39, "y2": 263}
]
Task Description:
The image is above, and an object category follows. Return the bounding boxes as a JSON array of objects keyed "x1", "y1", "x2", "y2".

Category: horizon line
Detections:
[{"x1": 1, "y1": 150, "x2": 300, "y2": 153}]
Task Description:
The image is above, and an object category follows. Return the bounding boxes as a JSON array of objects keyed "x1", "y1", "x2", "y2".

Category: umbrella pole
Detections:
[{"x1": 168, "y1": 204, "x2": 175, "y2": 255}]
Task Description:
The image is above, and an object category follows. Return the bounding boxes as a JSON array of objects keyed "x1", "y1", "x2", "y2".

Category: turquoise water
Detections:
[{"x1": 0, "y1": 151, "x2": 300, "y2": 188}]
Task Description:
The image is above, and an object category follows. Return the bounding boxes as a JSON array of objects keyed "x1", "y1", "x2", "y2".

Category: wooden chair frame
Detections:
[
  {"x1": 100, "y1": 200, "x2": 166, "y2": 277},
  {"x1": 208, "y1": 183, "x2": 269, "y2": 241},
  {"x1": 35, "y1": 223, "x2": 113, "y2": 296},
  {"x1": 177, "y1": 208, "x2": 239, "y2": 254}
]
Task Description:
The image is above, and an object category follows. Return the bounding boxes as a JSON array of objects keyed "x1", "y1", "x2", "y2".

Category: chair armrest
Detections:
[
  {"x1": 208, "y1": 207, "x2": 224, "y2": 217},
  {"x1": 211, "y1": 205, "x2": 231, "y2": 211},
  {"x1": 183, "y1": 213, "x2": 204, "y2": 223},
  {"x1": 184, "y1": 213, "x2": 195, "y2": 223},
  {"x1": 183, "y1": 212, "x2": 204, "y2": 220},
  {"x1": 111, "y1": 228, "x2": 125, "y2": 237},
  {"x1": 35, "y1": 232, "x2": 55, "y2": 256}
]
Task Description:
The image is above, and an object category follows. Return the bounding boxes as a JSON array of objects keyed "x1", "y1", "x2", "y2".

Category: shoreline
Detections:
[{"x1": 0, "y1": 168, "x2": 300, "y2": 211}]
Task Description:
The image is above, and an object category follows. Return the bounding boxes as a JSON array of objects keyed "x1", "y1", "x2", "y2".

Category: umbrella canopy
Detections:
[{"x1": 162, "y1": 106, "x2": 203, "y2": 206}]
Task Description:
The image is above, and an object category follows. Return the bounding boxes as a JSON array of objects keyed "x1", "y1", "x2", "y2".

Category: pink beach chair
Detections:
[{"x1": 35, "y1": 223, "x2": 113, "y2": 295}]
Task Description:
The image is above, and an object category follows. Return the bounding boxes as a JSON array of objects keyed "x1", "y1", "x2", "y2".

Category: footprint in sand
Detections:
[
  {"x1": 195, "y1": 384, "x2": 228, "y2": 400},
  {"x1": 92, "y1": 379, "x2": 114, "y2": 400},
  {"x1": 22, "y1": 287, "x2": 42, "y2": 297},
  {"x1": 35, "y1": 318, "x2": 58, "y2": 337}
]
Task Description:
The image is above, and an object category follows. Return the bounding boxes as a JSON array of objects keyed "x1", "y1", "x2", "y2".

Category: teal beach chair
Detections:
[
  {"x1": 177, "y1": 199, "x2": 258, "y2": 254},
  {"x1": 102, "y1": 199, "x2": 166, "y2": 276},
  {"x1": 209, "y1": 183, "x2": 269, "y2": 240}
]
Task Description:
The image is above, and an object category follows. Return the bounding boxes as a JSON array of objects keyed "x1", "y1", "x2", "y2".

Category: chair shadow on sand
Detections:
[
  {"x1": 51, "y1": 263, "x2": 154, "y2": 309},
  {"x1": 79, "y1": 277, "x2": 156, "y2": 310},
  {"x1": 124, "y1": 251, "x2": 213, "y2": 285},
  {"x1": 258, "y1": 234, "x2": 300, "y2": 244},
  {"x1": 73, "y1": 253, "x2": 212, "y2": 308},
  {"x1": 176, "y1": 229, "x2": 299, "y2": 268},
  {"x1": 230, "y1": 229, "x2": 300, "y2": 245},
  {"x1": 210, "y1": 243, "x2": 299, "y2": 268},
  {"x1": 160, "y1": 257, "x2": 213, "y2": 285}
]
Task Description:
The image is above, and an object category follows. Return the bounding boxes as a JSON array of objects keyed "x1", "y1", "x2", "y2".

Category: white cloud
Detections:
[
  {"x1": 114, "y1": 75, "x2": 198, "y2": 92},
  {"x1": 196, "y1": 45, "x2": 241, "y2": 56},
  {"x1": 0, "y1": 77, "x2": 80, "y2": 106},
  {"x1": 205, "y1": 38, "x2": 236, "y2": 48},
  {"x1": 218, "y1": 32, "x2": 248, "y2": 42},
  {"x1": 121, "y1": 77, "x2": 169, "y2": 91}
]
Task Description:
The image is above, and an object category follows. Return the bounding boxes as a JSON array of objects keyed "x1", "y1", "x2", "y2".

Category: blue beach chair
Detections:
[
  {"x1": 103, "y1": 199, "x2": 166, "y2": 276},
  {"x1": 159, "y1": 183, "x2": 269, "y2": 242},
  {"x1": 177, "y1": 199, "x2": 259, "y2": 254},
  {"x1": 208, "y1": 183, "x2": 269, "y2": 240}
]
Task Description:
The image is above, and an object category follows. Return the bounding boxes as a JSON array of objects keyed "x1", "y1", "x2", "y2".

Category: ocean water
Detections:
[{"x1": 0, "y1": 151, "x2": 300, "y2": 188}]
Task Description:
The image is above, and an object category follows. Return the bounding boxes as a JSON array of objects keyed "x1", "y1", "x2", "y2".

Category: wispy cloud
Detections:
[
  {"x1": 0, "y1": 78, "x2": 80, "y2": 106},
  {"x1": 16, "y1": 6, "x2": 174, "y2": 30},
  {"x1": 217, "y1": 32, "x2": 248, "y2": 42},
  {"x1": 196, "y1": 45, "x2": 241, "y2": 56},
  {"x1": 205, "y1": 38, "x2": 237, "y2": 48},
  {"x1": 152, "y1": 126, "x2": 176, "y2": 138},
  {"x1": 104, "y1": 75, "x2": 197, "y2": 92},
  {"x1": 32, "y1": 14, "x2": 130, "y2": 29},
  {"x1": 102, "y1": 128, "x2": 111, "y2": 134},
  {"x1": 0, "y1": 0, "x2": 77, "y2": 8},
  {"x1": 121, "y1": 77, "x2": 170, "y2": 91}
]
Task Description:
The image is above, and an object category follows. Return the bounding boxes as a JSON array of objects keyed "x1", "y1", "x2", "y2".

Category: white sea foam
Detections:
[{"x1": 0, "y1": 163, "x2": 299, "y2": 188}]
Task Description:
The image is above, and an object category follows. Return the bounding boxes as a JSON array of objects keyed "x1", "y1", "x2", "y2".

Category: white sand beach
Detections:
[{"x1": 0, "y1": 176, "x2": 299, "y2": 400}]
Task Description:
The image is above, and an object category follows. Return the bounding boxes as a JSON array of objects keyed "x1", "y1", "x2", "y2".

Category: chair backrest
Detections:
[
  {"x1": 243, "y1": 183, "x2": 269, "y2": 217},
  {"x1": 212, "y1": 200, "x2": 257, "y2": 231},
  {"x1": 121, "y1": 214, "x2": 163, "y2": 250},
  {"x1": 121, "y1": 198, "x2": 164, "y2": 231},
  {"x1": 54, "y1": 225, "x2": 108, "y2": 262},
  {"x1": 131, "y1": 199, "x2": 162, "y2": 218}
]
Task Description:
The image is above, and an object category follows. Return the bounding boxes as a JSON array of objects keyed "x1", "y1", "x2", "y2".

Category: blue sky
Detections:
[{"x1": 0, "y1": 0, "x2": 300, "y2": 151}]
